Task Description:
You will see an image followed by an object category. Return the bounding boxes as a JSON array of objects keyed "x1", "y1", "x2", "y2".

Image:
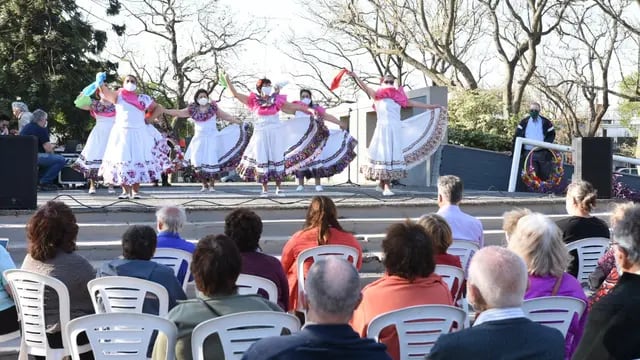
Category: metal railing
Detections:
[{"x1": 508, "y1": 137, "x2": 640, "y2": 192}]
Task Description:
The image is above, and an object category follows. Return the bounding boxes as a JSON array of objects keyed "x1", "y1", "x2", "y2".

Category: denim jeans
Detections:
[{"x1": 38, "y1": 153, "x2": 66, "y2": 184}]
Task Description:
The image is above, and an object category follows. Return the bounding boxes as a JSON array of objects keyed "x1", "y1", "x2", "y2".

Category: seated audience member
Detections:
[
  {"x1": 99, "y1": 225, "x2": 186, "y2": 314},
  {"x1": 588, "y1": 203, "x2": 634, "y2": 309},
  {"x1": 502, "y1": 208, "x2": 531, "y2": 242},
  {"x1": 11, "y1": 101, "x2": 32, "y2": 131},
  {"x1": 557, "y1": 180, "x2": 610, "y2": 278},
  {"x1": 242, "y1": 257, "x2": 391, "y2": 360},
  {"x1": 0, "y1": 113, "x2": 10, "y2": 135},
  {"x1": 19, "y1": 109, "x2": 65, "y2": 191},
  {"x1": 281, "y1": 196, "x2": 362, "y2": 311},
  {"x1": 573, "y1": 204, "x2": 640, "y2": 360},
  {"x1": 225, "y1": 208, "x2": 289, "y2": 311},
  {"x1": 156, "y1": 206, "x2": 194, "y2": 284},
  {"x1": 436, "y1": 175, "x2": 484, "y2": 247},
  {"x1": 21, "y1": 201, "x2": 95, "y2": 359},
  {"x1": 429, "y1": 246, "x2": 564, "y2": 360},
  {"x1": 508, "y1": 213, "x2": 587, "y2": 359},
  {"x1": 351, "y1": 221, "x2": 452, "y2": 360},
  {"x1": 417, "y1": 214, "x2": 463, "y2": 300},
  {"x1": 152, "y1": 234, "x2": 283, "y2": 360},
  {"x1": 0, "y1": 243, "x2": 19, "y2": 335}
]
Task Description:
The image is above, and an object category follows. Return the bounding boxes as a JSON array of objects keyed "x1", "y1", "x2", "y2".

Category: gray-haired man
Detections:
[
  {"x1": 19, "y1": 109, "x2": 65, "y2": 191},
  {"x1": 11, "y1": 101, "x2": 33, "y2": 132}
]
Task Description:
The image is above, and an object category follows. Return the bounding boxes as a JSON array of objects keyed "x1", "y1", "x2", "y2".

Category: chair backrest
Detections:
[
  {"x1": 4, "y1": 269, "x2": 72, "y2": 358},
  {"x1": 236, "y1": 274, "x2": 278, "y2": 303},
  {"x1": 434, "y1": 265, "x2": 465, "y2": 300},
  {"x1": 152, "y1": 248, "x2": 192, "y2": 292},
  {"x1": 191, "y1": 311, "x2": 300, "y2": 360},
  {"x1": 66, "y1": 313, "x2": 177, "y2": 360},
  {"x1": 447, "y1": 240, "x2": 480, "y2": 274},
  {"x1": 565, "y1": 237, "x2": 609, "y2": 283},
  {"x1": 87, "y1": 276, "x2": 170, "y2": 316},
  {"x1": 296, "y1": 245, "x2": 359, "y2": 296},
  {"x1": 367, "y1": 304, "x2": 466, "y2": 359},
  {"x1": 522, "y1": 296, "x2": 587, "y2": 338}
]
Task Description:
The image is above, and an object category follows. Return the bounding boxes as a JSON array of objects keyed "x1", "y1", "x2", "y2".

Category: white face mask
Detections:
[
  {"x1": 197, "y1": 98, "x2": 209, "y2": 106},
  {"x1": 261, "y1": 86, "x2": 273, "y2": 96},
  {"x1": 123, "y1": 83, "x2": 137, "y2": 92},
  {"x1": 301, "y1": 98, "x2": 312, "y2": 105}
]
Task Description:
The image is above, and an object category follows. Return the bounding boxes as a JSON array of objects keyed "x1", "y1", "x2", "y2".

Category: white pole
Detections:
[{"x1": 508, "y1": 137, "x2": 524, "y2": 192}]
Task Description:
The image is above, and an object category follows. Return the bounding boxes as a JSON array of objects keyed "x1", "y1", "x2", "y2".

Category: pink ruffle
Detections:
[
  {"x1": 248, "y1": 93, "x2": 287, "y2": 116},
  {"x1": 118, "y1": 89, "x2": 148, "y2": 111},
  {"x1": 375, "y1": 87, "x2": 409, "y2": 107}
]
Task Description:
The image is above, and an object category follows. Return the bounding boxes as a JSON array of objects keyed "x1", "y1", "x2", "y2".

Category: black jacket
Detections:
[
  {"x1": 572, "y1": 272, "x2": 640, "y2": 360},
  {"x1": 513, "y1": 115, "x2": 556, "y2": 152}
]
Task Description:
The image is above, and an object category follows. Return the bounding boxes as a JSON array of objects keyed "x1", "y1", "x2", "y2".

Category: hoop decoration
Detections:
[{"x1": 521, "y1": 148, "x2": 564, "y2": 193}]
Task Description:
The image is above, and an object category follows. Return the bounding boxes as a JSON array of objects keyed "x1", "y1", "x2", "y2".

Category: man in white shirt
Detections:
[
  {"x1": 436, "y1": 175, "x2": 484, "y2": 247},
  {"x1": 428, "y1": 246, "x2": 564, "y2": 360}
]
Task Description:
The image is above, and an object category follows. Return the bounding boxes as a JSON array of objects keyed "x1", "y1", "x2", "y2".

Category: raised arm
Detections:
[
  {"x1": 164, "y1": 107, "x2": 190, "y2": 118},
  {"x1": 282, "y1": 102, "x2": 316, "y2": 116},
  {"x1": 224, "y1": 73, "x2": 249, "y2": 105},
  {"x1": 406, "y1": 100, "x2": 441, "y2": 110},
  {"x1": 74, "y1": 94, "x2": 92, "y2": 111},
  {"x1": 349, "y1": 71, "x2": 376, "y2": 99},
  {"x1": 323, "y1": 113, "x2": 347, "y2": 130},
  {"x1": 216, "y1": 108, "x2": 242, "y2": 125},
  {"x1": 99, "y1": 84, "x2": 118, "y2": 104},
  {"x1": 148, "y1": 103, "x2": 166, "y2": 121}
]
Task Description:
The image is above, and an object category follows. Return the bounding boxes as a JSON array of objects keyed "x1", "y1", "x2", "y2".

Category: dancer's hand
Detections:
[{"x1": 339, "y1": 120, "x2": 348, "y2": 130}]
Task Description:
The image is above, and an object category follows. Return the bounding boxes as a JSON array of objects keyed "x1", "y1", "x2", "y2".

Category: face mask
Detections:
[
  {"x1": 123, "y1": 83, "x2": 137, "y2": 92},
  {"x1": 261, "y1": 86, "x2": 273, "y2": 96},
  {"x1": 301, "y1": 98, "x2": 312, "y2": 105},
  {"x1": 197, "y1": 98, "x2": 208, "y2": 106},
  {"x1": 529, "y1": 110, "x2": 539, "y2": 118}
]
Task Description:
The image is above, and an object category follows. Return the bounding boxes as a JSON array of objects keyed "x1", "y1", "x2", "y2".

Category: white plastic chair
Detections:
[
  {"x1": 66, "y1": 313, "x2": 177, "y2": 360},
  {"x1": 522, "y1": 296, "x2": 587, "y2": 338},
  {"x1": 565, "y1": 237, "x2": 609, "y2": 283},
  {"x1": 236, "y1": 274, "x2": 278, "y2": 303},
  {"x1": 88, "y1": 276, "x2": 170, "y2": 316},
  {"x1": 4, "y1": 269, "x2": 91, "y2": 360},
  {"x1": 447, "y1": 240, "x2": 480, "y2": 275},
  {"x1": 152, "y1": 248, "x2": 192, "y2": 292},
  {"x1": 191, "y1": 311, "x2": 300, "y2": 360},
  {"x1": 296, "y1": 245, "x2": 359, "y2": 298},
  {"x1": 367, "y1": 304, "x2": 466, "y2": 359},
  {"x1": 434, "y1": 265, "x2": 465, "y2": 301}
]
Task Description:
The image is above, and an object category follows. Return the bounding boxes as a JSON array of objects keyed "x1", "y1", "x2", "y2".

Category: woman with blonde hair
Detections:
[
  {"x1": 508, "y1": 213, "x2": 587, "y2": 359},
  {"x1": 502, "y1": 208, "x2": 531, "y2": 242},
  {"x1": 280, "y1": 196, "x2": 362, "y2": 311},
  {"x1": 557, "y1": 180, "x2": 610, "y2": 277}
]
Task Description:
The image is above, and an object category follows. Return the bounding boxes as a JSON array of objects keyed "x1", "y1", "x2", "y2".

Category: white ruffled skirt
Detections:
[{"x1": 72, "y1": 119, "x2": 114, "y2": 180}]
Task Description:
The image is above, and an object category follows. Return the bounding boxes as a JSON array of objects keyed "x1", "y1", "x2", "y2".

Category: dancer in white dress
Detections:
[
  {"x1": 350, "y1": 72, "x2": 448, "y2": 196},
  {"x1": 97, "y1": 74, "x2": 165, "y2": 199},
  {"x1": 71, "y1": 91, "x2": 115, "y2": 194},
  {"x1": 288, "y1": 89, "x2": 357, "y2": 192},
  {"x1": 164, "y1": 89, "x2": 251, "y2": 192},
  {"x1": 224, "y1": 74, "x2": 328, "y2": 196}
]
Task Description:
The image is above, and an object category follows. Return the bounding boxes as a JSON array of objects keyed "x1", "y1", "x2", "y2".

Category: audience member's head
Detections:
[
  {"x1": 467, "y1": 246, "x2": 528, "y2": 313},
  {"x1": 26, "y1": 201, "x2": 79, "y2": 261},
  {"x1": 224, "y1": 208, "x2": 262, "y2": 252},
  {"x1": 122, "y1": 225, "x2": 157, "y2": 260},
  {"x1": 612, "y1": 204, "x2": 640, "y2": 273},
  {"x1": 11, "y1": 101, "x2": 28, "y2": 117},
  {"x1": 304, "y1": 196, "x2": 344, "y2": 245},
  {"x1": 437, "y1": 175, "x2": 463, "y2": 206},
  {"x1": 417, "y1": 213, "x2": 453, "y2": 254},
  {"x1": 191, "y1": 234, "x2": 241, "y2": 297},
  {"x1": 610, "y1": 202, "x2": 634, "y2": 227},
  {"x1": 155, "y1": 206, "x2": 186, "y2": 234},
  {"x1": 31, "y1": 109, "x2": 48, "y2": 127},
  {"x1": 507, "y1": 213, "x2": 569, "y2": 277},
  {"x1": 383, "y1": 221, "x2": 436, "y2": 281},
  {"x1": 302, "y1": 257, "x2": 361, "y2": 323},
  {"x1": 502, "y1": 208, "x2": 532, "y2": 241},
  {"x1": 565, "y1": 180, "x2": 598, "y2": 216}
]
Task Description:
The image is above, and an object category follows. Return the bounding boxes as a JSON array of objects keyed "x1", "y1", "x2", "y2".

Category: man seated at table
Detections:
[{"x1": 19, "y1": 109, "x2": 65, "y2": 191}]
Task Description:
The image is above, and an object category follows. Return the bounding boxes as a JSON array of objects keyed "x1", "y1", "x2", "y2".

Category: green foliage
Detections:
[
  {"x1": 447, "y1": 89, "x2": 518, "y2": 151},
  {"x1": 619, "y1": 72, "x2": 640, "y2": 136},
  {"x1": 0, "y1": 0, "x2": 117, "y2": 141}
]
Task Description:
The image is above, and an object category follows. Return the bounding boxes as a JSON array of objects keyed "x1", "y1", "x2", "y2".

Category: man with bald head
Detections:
[
  {"x1": 429, "y1": 246, "x2": 564, "y2": 360},
  {"x1": 242, "y1": 257, "x2": 390, "y2": 360}
]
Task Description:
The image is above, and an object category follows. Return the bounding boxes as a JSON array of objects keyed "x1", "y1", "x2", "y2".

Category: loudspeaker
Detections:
[
  {"x1": 573, "y1": 137, "x2": 612, "y2": 199},
  {"x1": 59, "y1": 154, "x2": 87, "y2": 185},
  {"x1": 0, "y1": 136, "x2": 38, "y2": 209}
]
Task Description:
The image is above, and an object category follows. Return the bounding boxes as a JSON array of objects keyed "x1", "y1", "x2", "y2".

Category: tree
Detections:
[
  {"x1": 106, "y1": 0, "x2": 263, "y2": 135},
  {"x1": 0, "y1": 0, "x2": 116, "y2": 140}
]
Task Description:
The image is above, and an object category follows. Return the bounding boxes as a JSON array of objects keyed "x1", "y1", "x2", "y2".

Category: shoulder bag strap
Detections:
[
  {"x1": 198, "y1": 298, "x2": 222, "y2": 316},
  {"x1": 551, "y1": 275, "x2": 563, "y2": 296}
]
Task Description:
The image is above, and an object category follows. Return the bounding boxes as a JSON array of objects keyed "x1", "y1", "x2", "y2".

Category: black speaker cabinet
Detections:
[
  {"x1": 573, "y1": 137, "x2": 613, "y2": 199},
  {"x1": 0, "y1": 136, "x2": 38, "y2": 209}
]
